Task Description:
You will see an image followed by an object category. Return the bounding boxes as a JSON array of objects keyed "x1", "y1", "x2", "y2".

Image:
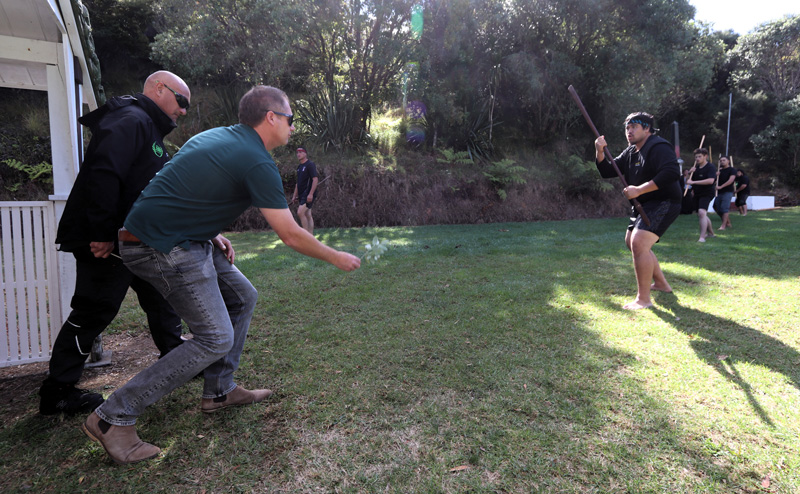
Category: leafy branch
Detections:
[{"x1": 359, "y1": 236, "x2": 390, "y2": 263}]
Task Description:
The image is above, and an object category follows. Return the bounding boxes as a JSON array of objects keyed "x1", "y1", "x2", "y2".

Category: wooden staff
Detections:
[
  {"x1": 713, "y1": 148, "x2": 720, "y2": 198},
  {"x1": 683, "y1": 135, "x2": 706, "y2": 197},
  {"x1": 567, "y1": 85, "x2": 650, "y2": 226}
]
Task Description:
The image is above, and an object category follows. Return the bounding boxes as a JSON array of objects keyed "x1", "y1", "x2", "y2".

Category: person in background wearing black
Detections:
[
  {"x1": 39, "y1": 71, "x2": 195, "y2": 416},
  {"x1": 680, "y1": 167, "x2": 695, "y2": 214},
  {"x1": 290, "y1": 147, "x2": 319, "y2": 234},
  {"x1": 735, "y1": 168, "x2": 751, "y2": 216},
  {"x1": 685, "y1": 148, "x2": 716, "y2": 242},
  {"x1": 594, "y1": 112, "x2": 682, "y2": 310},
  {"x1": 714, "y1": 156, "x2": 736, "y2": 230}
]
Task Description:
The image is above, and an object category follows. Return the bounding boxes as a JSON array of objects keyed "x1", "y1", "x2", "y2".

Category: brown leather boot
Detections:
[
  {"x1": 81, "y1": 411, "x2": 161, "y2": 464},
  {"x1": 200, "y1": 385, "x2": 273, "y2": 413}
]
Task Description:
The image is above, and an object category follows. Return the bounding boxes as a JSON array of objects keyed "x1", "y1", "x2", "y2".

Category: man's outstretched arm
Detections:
[{"x1": 260, "y1": 208, "x2": 360, "y2": 271}]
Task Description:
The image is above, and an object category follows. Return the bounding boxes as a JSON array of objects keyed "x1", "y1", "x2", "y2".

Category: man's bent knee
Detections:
[{"x1": 630, "y1": 229, "x2": 658, "y2": 253}]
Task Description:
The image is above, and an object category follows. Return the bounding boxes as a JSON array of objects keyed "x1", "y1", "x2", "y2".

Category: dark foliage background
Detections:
[{"x1": 2, "y1": 0, "x2": 798, "y2": 220}]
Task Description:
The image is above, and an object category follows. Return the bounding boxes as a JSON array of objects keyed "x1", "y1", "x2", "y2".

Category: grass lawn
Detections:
[{"x1": 1, "y1": 207, "x2": 798, "y2": 493}]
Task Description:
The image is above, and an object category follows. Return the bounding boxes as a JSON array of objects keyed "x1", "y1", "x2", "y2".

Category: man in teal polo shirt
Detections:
[{"x1": 81, "y1": 85, "x2": 361, "y2": 465}]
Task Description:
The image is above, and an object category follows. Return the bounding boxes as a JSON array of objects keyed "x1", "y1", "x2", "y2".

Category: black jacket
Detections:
[
  {"x1": 56, "y1": 94, "x2": 176, "y2": 252},
  {"x1": 596, "y1": 135, "x2": 682, "y2": 204}
]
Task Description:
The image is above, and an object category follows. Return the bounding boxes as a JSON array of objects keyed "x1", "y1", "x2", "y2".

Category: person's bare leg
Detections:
[
  {"x1": 698, "y1": 209, "x2": 714, "y2": 242},
  {"x1": 719, "y1": 212, "x2": 731, "y2": 230},
  {"x1": 650, "y1": 250, "x2": 672, "y2": 292},
  {"x1": 306, "y1": 210, "x2": 314, "y2": 235},
  {"x1": 624, "y1": 229, "x2": 659, "y2": 310},
  {"x1": 705, "y1": 213, "x2": 715, "y2": 237},
  {"x1": 297, "y1": 204, "x2": 312, "y2": 233}
]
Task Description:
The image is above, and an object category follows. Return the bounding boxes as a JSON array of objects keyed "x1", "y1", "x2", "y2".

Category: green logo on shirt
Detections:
[{"x1": 152, "y1": 142, "x2": 164, "y2": 157}]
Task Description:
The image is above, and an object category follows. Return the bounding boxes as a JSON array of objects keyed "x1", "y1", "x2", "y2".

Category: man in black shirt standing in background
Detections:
[
  {"x1": 686, "y1": 148, "x2": 717, "y2": 242},
  {"x1": 290, "y1": 147, "x2": 319, "y2": 234}
]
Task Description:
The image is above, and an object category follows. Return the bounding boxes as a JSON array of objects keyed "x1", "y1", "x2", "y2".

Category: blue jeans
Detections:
[{"x1": 95, "y1": 240, "x2": 258, "y2": 426}]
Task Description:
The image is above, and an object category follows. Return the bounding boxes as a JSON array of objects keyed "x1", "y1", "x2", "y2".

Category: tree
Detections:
[
  {"x1": 413, "y1": 0, "x2": 506, "y2": 154},
  {"x1": 82, "y1": 0, "x2": 159, "y2": 93},
  {"x1": 732, "y1": 15, "x2": 800, "y2": 102},
  {"x1": 751, "y1": 95, "x2": 800, "y2": 185},
  {"x1": 150, "y1": 0, "x2": 303, "y2": 85},
  {"x1": 295, "y1": 0, "x2": 419, "y2": 140}
]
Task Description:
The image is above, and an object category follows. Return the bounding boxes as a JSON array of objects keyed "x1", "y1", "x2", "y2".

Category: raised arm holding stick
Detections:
[
  {"x1": 568, "y1": 86, "x2": 683, "y2": 310},
  {"x1": 568, "y1": 85, "x2": 650, "y2": 225}
]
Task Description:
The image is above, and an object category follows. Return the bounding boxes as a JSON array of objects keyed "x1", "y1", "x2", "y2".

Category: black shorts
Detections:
[
  {"x1": 299, "y1": 195, "x2": 315, "y2": 208},
  {"x1": 628, "y1": 201, "x2": 681, "y2": 238},
  {"x1": 735, "y1": 194, "x2": 749, "y2": 207},
  {"x1": 693, "y1": 194, "x2": 712, "y2": 212}
]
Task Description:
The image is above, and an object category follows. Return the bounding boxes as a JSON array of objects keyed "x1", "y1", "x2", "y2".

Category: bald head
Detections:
[{"x1": 143, "y1": 71, "x2": 191, "y2": 123}]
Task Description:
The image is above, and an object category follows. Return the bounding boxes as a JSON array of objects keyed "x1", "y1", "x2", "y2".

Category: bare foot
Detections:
[
  {"x1": 623, "y1": 300, "x2": 653, "y2": 310},
  {"x1": 651, "y1": 282, "x2": 672, "y2": 293},
  {"x1": 698, "y1": 237, "x2": 706, "y2": 243},
  {"x1": 718, "y1": 227, "x2": 726, "y2": 231}
]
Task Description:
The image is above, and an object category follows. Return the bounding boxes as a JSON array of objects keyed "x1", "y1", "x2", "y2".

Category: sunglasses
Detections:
[
  {"x1": 267, "y1": 110, "x2": 294, "y2": 127},
  {"x1": 158, "y1": 81, "x2": 190, "y2": 110}
]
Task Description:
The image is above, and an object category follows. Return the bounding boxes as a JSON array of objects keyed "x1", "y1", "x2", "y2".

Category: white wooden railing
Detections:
[{"x1": 1, "y1": 201, "x2": 62, "y2": 367}]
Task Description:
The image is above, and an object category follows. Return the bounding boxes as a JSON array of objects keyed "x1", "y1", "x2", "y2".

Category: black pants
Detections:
[{"x1": 45, "y1": 248, "x2": 183, "y2": 386}]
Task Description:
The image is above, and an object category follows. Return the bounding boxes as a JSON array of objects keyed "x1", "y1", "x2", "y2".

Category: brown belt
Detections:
[{"x1": 118, "y1": 229, "x2": 142, "y2": 244}]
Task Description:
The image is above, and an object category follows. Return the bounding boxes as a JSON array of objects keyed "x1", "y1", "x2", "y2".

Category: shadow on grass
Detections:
[
  {"x1": 652, "y1": 291, "x2": 800, "y2": 426},
  {"x1": 661, "y1": 208, "x2": 800, "y2": 280}
]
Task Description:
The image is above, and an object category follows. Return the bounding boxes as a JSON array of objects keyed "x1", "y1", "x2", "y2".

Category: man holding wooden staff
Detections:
[
  {"x1": 685, "y1": 148, "x2": 717, "y2": 242},
  {"x1": 594, "y1": 112, "x2": 682, "y2": 310},
  {"x1": 714, "y1": 156, "x2": 736, "y2": 229}
]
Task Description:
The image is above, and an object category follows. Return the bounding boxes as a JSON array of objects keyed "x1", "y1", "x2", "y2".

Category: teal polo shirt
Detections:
[{"x1": 125, "y1": 124, "x2": 287, "y2": 253}]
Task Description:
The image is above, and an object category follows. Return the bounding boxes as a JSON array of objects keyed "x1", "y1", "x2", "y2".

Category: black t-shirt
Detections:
[
  {"x1": 692, "y1": 162, "x2": 717, "y2": 198},
  {"x1": 596, "y1": 135, "x2": 682, "y2": 204},
  {"x1": 718, "y1": 167, "x2": 735, "y2": 193},
  {"x1": 296, "y1": 159, "x2": 318, "y2": 198},
  {"x1": 735, "y1": 174, "x2": 750, "y2": 195}
]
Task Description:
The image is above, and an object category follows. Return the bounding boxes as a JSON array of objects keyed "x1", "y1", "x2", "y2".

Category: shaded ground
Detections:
[{"x1": 0, "y1": 333, "x2": 158, "y2": 420}]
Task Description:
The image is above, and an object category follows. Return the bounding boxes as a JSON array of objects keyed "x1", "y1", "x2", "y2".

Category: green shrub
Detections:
[
  {"x1": 295, "y1": 85, "x2": 370, "y2": 153},
  {"x1": 551, "y1": 154, "x2": 614, "y2": 196},
  {"x1": 436, "y1": 148, "x2": 473, "y2": 166},
  {"x1": 483, "y1": 158, "x2": 526, "y2": 200},
  {"x1": 2, "y1": 158, "x2": 53, "y2": 192}
]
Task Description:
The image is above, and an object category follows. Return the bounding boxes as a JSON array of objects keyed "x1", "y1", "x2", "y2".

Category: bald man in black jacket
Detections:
[{"x1": 40, "y1": 71, "x2": 193, "y2": 415}]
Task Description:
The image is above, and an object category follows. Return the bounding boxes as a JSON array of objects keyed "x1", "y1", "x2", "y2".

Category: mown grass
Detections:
[{"x1": 1, "y1": 207, "x2": 799, "y2": 493}]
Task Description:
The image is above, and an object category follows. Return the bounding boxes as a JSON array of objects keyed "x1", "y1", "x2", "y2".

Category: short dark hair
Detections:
[
  {"x1": 624, "y1": 112, "x2": 657, "y2": 133},
  {"x1": 693, "y1": 148, "x2": 708, "y2": 156},
  {"x1": 239, "y1": 85, "x2": 289, "y2": 127}
]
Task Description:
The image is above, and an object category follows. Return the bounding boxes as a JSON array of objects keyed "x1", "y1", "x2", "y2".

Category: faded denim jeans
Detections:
[{"x1": 95, "y1": 240, "x2": 258, "y2": 426}]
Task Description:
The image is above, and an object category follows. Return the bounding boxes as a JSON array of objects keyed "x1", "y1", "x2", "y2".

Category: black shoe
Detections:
[{"x1": 39, "y1": 384, "x2": 105, "y2": 416}]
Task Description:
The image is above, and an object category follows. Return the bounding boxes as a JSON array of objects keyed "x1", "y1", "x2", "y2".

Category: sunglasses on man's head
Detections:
[
  {"x1": 267, "y1": 110, "x2": 294, "y2": 127},
  {"x1": 158, "y1": 81, "x2": 190, "y2": 110}
]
